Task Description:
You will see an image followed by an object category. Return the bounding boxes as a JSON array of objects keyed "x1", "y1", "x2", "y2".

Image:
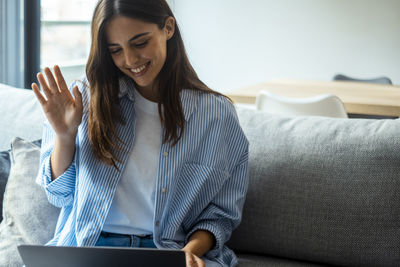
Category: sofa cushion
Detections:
[
  {"x1": 237, "y1": 253, "x2": 326, "y2": 267},
  {"x1": 0, "y1": 138, "x2": 60, "y2": 267},
  {"x1": 0, "y1": 83, "x2": 45, "y2": 151},
  {"x1": 229, "y1": 108, "x2": 400, "y2": 267}
]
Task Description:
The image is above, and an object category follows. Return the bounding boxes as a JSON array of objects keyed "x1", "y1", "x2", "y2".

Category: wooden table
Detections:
[{"x1": 227, "y1": 80, "x2": 400, "y2": 117}]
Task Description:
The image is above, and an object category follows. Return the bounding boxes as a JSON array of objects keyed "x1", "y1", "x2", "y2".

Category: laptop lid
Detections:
[{"x1": 18, "y1": 245, "x2": 186, "y2": 267}]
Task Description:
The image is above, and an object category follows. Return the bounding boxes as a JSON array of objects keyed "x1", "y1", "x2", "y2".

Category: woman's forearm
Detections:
[
  {"x1": 182, "y1": 230, "x2": 216, "y2": 257},
  {"x1": 50, "y1": 135, "x2": 76, "y2": 180}
]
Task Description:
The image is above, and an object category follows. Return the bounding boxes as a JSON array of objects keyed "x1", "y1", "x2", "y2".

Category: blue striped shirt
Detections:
[{"x1": 36, "y1": 76, "x2": 249, "y2": 266}]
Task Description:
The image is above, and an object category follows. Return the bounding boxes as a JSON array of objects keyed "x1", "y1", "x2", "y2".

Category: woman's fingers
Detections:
[
  {"x1": 196, "y1": 257, "x2": 205, "y2": 267},
  {"x1": 184, "y1": 252, "x2": 205, "y2": 267},
  {"x1": 185, "y1": 252, "x2": 195, "y2": 267},
  {"x1": 53, "y1": 65, "x2": 69, "y2": 92},
  {"x1": 44, "y1": 67, "x2": 59, "y2": 93},
  {"x1": 37, "y1": 66, "x2": 75, "y2": 102},
  {"x1": 31, "y1": 82, "x2": 47, "y2": 106},
  {"x1": 72, "y1": 85, "x2": 83, "y2": 109},
  {"x1": 37, "y1": 72, "x2": 53, "y2": 99}
]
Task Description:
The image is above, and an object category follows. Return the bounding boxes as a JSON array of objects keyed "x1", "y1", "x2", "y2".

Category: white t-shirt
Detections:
[{"x1": 103, "y1": 89, "x2": 161, "y2": 235}]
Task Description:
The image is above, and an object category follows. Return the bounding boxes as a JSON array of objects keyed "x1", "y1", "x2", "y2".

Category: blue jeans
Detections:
[
  {"x1": 95, "y1": 231, "x2": 222, "y2": 267},
  {"x1": 95, "y1": 231, "x2": 157, "y2": 248}
]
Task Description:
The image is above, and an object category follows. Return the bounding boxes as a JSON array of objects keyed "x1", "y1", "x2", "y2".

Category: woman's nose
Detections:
[{"x1": 124, "y1": 49, "x2": 139, "y2": 67}]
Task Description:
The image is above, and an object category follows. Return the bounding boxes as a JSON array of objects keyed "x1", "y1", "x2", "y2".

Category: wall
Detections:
[{"x1": 169, "y1": 0, "x2": 400, "y2": 92}]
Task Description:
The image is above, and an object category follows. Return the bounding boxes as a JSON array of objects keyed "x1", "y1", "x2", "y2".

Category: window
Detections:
[{"x1": 40, "y1": 0, "x2": 97, "y2": 87}]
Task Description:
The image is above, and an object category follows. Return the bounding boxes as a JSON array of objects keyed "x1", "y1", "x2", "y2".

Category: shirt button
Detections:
[
  {"x1": 155, "y1": 221, "x2": 160, "y2": 227},
  {"x1": 161, "y1": 187, "x2": 166, "y2": 193},
  {"x1": 163, "y1": 151, "x2": 168, "y2": 157}
]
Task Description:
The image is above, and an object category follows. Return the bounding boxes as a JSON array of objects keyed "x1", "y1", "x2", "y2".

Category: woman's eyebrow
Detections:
[{"x1": 108, "y1": 32, "x2": 150, "y2": 47}]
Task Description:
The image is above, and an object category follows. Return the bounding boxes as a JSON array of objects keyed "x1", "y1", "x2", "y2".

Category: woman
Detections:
[{"x1": 32, "y1": 0, "x2": 249, "y2": 266}]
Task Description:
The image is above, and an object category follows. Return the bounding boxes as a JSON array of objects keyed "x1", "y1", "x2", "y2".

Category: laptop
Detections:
[{"x1": 18, "y1": 244, "x2": 186, "y2": 267}]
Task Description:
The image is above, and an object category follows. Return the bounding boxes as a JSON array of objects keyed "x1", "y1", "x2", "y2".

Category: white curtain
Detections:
[{"x1": 0, "y1": 0, "x2": 24, "y2": 88}]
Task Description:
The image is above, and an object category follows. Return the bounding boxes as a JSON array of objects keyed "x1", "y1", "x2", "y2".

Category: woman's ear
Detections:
[{"x1": 164, "y1": 16, "x2": 175, "y2": 40}]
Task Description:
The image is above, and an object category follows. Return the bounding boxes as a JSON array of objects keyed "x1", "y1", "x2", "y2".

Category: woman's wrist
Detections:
[
  {"x1": 182, "y1": 230, "x2": 216, "y2": 257},
  {"x1": 55, "y1": 129, "x2": 77, "y2": 144}
]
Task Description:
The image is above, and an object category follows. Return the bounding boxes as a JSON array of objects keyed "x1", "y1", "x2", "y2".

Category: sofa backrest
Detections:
[
  {"x1": 229, "y1": 108, "x2": 400, "y2": 267},
  {"x1": 0, "y1": 84, "x2": 44, "y2": 151}
]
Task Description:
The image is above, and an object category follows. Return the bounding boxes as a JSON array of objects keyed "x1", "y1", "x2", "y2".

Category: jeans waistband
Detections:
[{"x1": 100, "y1": 231, "x2": 153, "y2": 239}]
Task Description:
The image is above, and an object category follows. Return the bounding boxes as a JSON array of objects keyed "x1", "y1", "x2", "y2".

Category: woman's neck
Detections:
[
  {"x1": 136, "y1": 86, "x2": 159, "y2": 103},
  {"x1": 133, "y1": 77, "x2": 160, "y2": 103}
]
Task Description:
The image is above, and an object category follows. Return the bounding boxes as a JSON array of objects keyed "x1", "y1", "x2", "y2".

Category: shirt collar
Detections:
[
  {"x1": 118, "y1": 75, "x2": 198, "y2": 121},
  {"x1": 118, "y1": 75, "x2": 136, "y2": 102}
]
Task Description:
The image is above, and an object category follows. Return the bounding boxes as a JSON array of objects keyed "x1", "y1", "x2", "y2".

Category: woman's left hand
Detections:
[{"x1": 182, "y1": 250, "x2": 205, "y2": 267}]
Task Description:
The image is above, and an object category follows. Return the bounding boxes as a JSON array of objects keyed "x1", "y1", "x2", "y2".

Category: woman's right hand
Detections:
[{"x1": 31, "y1": 65, "x2": 83, "y2": 141}]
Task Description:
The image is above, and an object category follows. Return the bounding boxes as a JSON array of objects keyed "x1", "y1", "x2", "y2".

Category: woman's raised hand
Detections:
[{"x1": 31, "y1": 65, "x2": 83, "y2": 141}]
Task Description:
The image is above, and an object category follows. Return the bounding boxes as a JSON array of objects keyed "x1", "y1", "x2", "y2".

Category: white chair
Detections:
[{"x1": 255, "y1": 90, "x2": 348, "y2": 118}]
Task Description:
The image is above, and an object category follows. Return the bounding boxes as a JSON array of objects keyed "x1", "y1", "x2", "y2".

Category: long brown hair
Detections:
[{"x1": 86, "y1": 0, "x2": 228, "y2": 169}]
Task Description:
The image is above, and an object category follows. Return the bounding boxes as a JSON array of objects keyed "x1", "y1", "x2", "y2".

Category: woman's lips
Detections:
[{"x1": 129, "y1": 61, "x2": 150, "y2": 77}]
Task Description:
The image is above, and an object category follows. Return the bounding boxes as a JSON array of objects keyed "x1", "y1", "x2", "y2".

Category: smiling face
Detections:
[{"x1": 105, "y1": 15, "x2": 175, "y2": 101}]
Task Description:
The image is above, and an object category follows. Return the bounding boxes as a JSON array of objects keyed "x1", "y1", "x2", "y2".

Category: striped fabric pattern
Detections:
[{"x1": 36, "y1": 76, "x2": 249, "y2": 266}]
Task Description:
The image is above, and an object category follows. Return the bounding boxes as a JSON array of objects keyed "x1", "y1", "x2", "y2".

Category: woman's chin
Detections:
[
  {"x1": 132, "y1": 79, "x2": 155, "y2": 92},
  {"x1": 124, "y1": 73, "x2": 151, "y2": 88}
]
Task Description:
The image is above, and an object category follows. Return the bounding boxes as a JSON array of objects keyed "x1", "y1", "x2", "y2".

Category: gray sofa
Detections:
[{"x1": 0, "y1": 83, "x2": 399, "y2": 267}]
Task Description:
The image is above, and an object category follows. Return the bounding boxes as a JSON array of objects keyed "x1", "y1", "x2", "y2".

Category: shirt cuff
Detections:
[
  {"x1": 185, "y1": 219, "x2": 228, "y2": 258},
  {"x1": 40, "y1": 155, "x2": 76, "y2": 202}
]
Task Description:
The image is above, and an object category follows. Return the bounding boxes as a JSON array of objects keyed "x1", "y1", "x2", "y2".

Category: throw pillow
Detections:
[
  {"x1": 0, "y1": 140, "x2": 41, "y2": 223},
  {"x1": 0, "y1": 138, "x2": 59, "y2": 267},
  {"x1": 0, "y1": 149, "x2": 11, "y2": 223}
]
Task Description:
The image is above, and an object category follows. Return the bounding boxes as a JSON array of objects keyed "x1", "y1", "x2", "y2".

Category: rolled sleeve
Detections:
[
  {"x1": 185, "y1": 152, "x2": 249, "y2": 258},
  {"x1": 36, "y1": 114, "x2": 77, "y2": 208},
  {"x1": 36, "y1": 153, "x2": 76, "y2": 207},
  {"x1": 185, "y1": 218, "x2": 230, "y2": 258}
]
